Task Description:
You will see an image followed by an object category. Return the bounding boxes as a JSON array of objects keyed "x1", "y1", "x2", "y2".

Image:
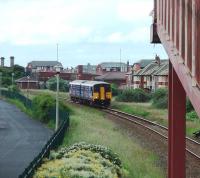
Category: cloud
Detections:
[
  {"x1": 106, "y1": 27, "x2": 149, "y2": 43},
  {"x1": 0, "y1": 0, "x2": 153, "y2": 45},
  {"x1": 117, "y1": 0, "x2": 153, "y2": 22}
]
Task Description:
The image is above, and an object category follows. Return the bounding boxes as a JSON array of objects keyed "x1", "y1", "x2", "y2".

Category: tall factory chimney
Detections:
[
  {"x1": 0, "y1": 57, "x2": 5, "y2": 67},
  {"x1": 10, "y1": 56, "x2": 14, "y2": 67}
]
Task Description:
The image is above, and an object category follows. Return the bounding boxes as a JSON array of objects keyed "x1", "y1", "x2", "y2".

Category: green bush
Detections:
[
  {"x1": 186, "y1": 98, "x2": 194, "y2": 112},
  {"x1": 152, "y1": 88, "x2": 168, "y2": 109},
  {"x1": 46, "y1": 77, "x2": 69, "y2": 92},
  {"x1": 116, "y1": 88, "x2": 150, "y2": 102},
  {"x1": 111, "y1": 83, "x2": 119, "y2": 96},
  {"x1": 8, "y1": 85, "x2": 20, "y2": 93},
  {"x1": 34, "y1": 142, "x2": 123, "y2": 178},
  {"x1": 186, "y1": 111, "x2": 199, "y2": 121},
  {"x1": 32, "y1": 94, "x2": 56, "y2": 123}
]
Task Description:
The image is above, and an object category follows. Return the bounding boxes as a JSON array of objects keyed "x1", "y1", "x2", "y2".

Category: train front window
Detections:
[
  {"x1": 93, "y1": 85, "x2": 99, "y2": 92},
  {"x1": 104, "y1": 84, "x2": 111, "y2": 92}
]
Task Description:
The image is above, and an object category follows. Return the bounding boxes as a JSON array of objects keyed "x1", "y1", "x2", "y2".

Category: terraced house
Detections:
[{"x1": 132, "y1": 57, "x2": 168, "y2": 92}]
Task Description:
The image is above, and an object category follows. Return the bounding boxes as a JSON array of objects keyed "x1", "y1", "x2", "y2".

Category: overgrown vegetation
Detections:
[
  {"x1": 111, "y1": 83, "x2": 120, "y2": 96},
  {"x1": 0, "y1": 65, "x2": 25, "y2": 87},
  {"x1": 46, "y1": 77, "x2": 69, "y2": 92},
  {"x1": 32, "y1": 93, "x2": 70, "y2": 123},
  {"x1": 116, "y1": 88, "x2": 150, "y2": 102},
  {"x1": 152, "y1": 88, "x2": 168, "y2": 109},
  {"x1": 8, "y1": 85, "x2": 20, "y2": 93},
  {"x1": 34, "y1": 142, "x2": 123, "y2": 178},
  {"x1": 62, "y1": 104, "x2": 165, "y2": 178}
]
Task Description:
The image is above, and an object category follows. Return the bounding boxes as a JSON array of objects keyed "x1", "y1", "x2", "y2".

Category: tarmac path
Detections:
[{"x1": 0, "y1": 100, "x2": 53, "y2": 178}]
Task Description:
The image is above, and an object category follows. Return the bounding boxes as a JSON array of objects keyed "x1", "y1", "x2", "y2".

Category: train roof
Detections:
[{"x1": 69, "y1": 80, "x2": 110, "y2": 87}]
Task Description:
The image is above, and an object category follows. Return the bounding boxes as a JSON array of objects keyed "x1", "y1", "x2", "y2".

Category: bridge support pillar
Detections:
[{"x1": 168, "y1": 61, "x2": 186, "y2": 178}]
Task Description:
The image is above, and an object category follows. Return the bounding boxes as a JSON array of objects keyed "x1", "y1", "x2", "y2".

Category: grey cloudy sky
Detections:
[{"x1": 0, "y1": 0, "x2": 167, "y2": 68}]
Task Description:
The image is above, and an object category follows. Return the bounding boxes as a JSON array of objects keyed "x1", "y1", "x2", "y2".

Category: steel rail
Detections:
[
  {"x1": 106, "y1": 108, "x2": 200, "y2": 146},
  {"x1": 104, "y1": 108, "x2": 200, "y2": 160}
]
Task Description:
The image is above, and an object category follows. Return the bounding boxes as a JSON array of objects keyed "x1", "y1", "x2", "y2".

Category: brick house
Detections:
[
  {"x1": 96, "y1": 62, "x2": 129, "y2": 75},
  {"x1": 16, "y1": 77, "x2": 39, "y2": 89},
  {"x1": 95, "y1": 72, "x2": 127, "y2": 88},
  {"x1": 132, "y1": 58, "x2": 168, "y2": 91},
  {"x1": 126, "y1": 59, "x2": 154, "y2": 88},
  {"x1": 26, "y1": 61, "x2": 63, "y2": 73}
]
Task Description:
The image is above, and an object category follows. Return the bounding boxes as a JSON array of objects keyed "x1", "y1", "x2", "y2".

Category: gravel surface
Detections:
[{"x1": 0, "y1": 100, "x2": 53, "y2": 178}]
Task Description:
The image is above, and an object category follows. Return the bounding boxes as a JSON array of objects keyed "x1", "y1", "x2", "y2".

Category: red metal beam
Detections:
[
  {"x1": 157, "y1": 26, "x2": 200, "y2": 117},
  {"x1": 168, "y1": 61, "x2": 186, "y2": 178}
]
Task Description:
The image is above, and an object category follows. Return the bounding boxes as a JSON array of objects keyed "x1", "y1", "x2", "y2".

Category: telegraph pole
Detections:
[
  {"x1": 120, "y1": 48, "x2": 122, "y2": 72},
  {"x1": 57, "y1": 43, "x2": 59, "y2": 62}
]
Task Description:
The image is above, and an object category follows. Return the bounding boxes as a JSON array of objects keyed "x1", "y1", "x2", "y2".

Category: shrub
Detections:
[
  {"x1": 8, "y1": 85, "x2": 20, "y2": 93},
  {"x1": 34, "y1": 142, "x2": 123, "y2": 178},
  {"x1": 116, "y1": 88, "x2": 150, "y2": 102},
  {"x1": 152, "y1": 88, "x2": 168, "y2": 109},
  {"x1": 186, "y1": 98, "x2": 194, "y2": 112},
  {"x1": 32, "y1": 94, "x2": 56, "y2": 123},
  {"x1": 111, "y1": 83, "x2": 119, "y2": 96},
  {"x1": 46, "y1": 77, "x2": 69, "y2": 92},
  {"x1": 186, "y1": 111, "x2": 199, "y2": 121}
]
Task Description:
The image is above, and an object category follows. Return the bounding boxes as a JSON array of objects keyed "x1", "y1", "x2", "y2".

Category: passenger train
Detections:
[{"x1": 69, "y1": 80, "x2": 112, "y2": 107}]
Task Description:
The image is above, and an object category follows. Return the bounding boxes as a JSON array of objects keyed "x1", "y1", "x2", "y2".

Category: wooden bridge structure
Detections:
[{"x1": 151, "y1": 0, "x2": 200, "y2": 177}]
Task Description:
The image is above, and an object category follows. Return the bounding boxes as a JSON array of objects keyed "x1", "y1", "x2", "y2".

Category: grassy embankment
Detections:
[
  {"x1": 21, "y1": 89, "x2": 165, "y2": 178},
  {"x1": 22, "y1": 89, "x2": 200, "y2": 137},
  {"x1": 111, "y1": 99, "x2": 200, "y2": 137}
]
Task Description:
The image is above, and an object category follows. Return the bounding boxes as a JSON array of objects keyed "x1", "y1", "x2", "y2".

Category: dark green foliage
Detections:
[
  {"x1": 152, "y1": 88, "x2": 168, "y2": 109},
  {"x1": 32, "y1": 94, "x2": 56, "y2": 123},
  {"x1": 46, "y1": 77, "x2": 69, "y2": 92},
  {"x1": 186, "y1": 111, "x2": 199, "y2": 121},
  {"x1": 0, "y1": 65, "x2": 25, "y2": 87},
  {"x1": 8, "y1": 85, "x2": 20, "y2": 93},
  {"x1": 32, "y1": 93, "x2": 71, "y2": 123},
  {"x1": 186, "y1": 98, "x2": 194, "y2": 112},
  {"x1": 116, "y1": 88, "x2": 150, "y2": 102},
  {"x1": 111, "y1": 83, "x2": 119, "y2": 96},
  {"x1": 13, "y1": 65, "x2": 25, "y2": 79}
]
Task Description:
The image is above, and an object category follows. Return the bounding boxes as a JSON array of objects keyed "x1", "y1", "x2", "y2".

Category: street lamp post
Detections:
[
  {"x1": 55, "y1": 64, "x2": 62, "y2": 131},
  {"x1": 0, "y1": 72, "x2": 2, "y2": 98},
  {"x1": 27, "y1": 75, "x2": 30, "y2": 99}
]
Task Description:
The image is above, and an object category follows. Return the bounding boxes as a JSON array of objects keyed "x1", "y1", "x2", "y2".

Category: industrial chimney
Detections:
[
  {"x1": 10, "y1": 56, "x2": 14, "y2": 67},
  {"x1": 0, "y1": 57, "x2": 5, "y2": 67}
]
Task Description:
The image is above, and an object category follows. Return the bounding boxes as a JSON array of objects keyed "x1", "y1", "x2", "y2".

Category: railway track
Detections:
[
  {"x1": 66, "y1": 99, "x2": 200, "y2": 161},
  {"x1": 103, "y1": 108, "x2": 200, "y2": 161}
]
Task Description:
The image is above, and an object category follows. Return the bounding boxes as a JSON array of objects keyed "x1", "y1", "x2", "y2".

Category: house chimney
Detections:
[
  {"x1": 155, "y1": 55, "x2": 161, "y2": 66},
  {"x1": 10, "y1": 56, "x2": 14, "y2": 67},
  {"x1": 0, "y1": 57, "x2": 5, "y2": 67},
  {"x1": 77, "y1": 65, "x2": 83, "y2": 79}
]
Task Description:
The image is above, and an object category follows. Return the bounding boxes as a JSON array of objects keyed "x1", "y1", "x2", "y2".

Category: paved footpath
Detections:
[{"x1": 0, "y1": 100, "x2": 53, "y2": 178}]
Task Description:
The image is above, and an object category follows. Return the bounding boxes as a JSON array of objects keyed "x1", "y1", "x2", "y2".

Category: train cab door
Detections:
[{"x1": 100, "y1": 86, "x2": 105, "y2": 100}]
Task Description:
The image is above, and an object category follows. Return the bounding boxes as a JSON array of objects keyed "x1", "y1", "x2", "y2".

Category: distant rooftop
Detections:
[
  {"x1": 99, "y1": 62, "x2": 127, "y2": 68},
  {"x1": 134, "y1": 59, "x2": 155, "y2": 68},
  {"x1": 95, "y1": 72, "x2": 126, "y2": 81},
  {"x1": 134, "y1": 60, "x2": 169, "y2": 76},
  {"x1": 28, "y1": 61, "x2": 63, "y2": 68}
]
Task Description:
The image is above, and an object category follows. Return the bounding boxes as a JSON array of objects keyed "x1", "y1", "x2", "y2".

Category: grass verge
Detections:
[
  {"x1": 62, "y1": 103, "x2": 165, "y2": 178},
  {"x1": 111, "y1": 100, "x2": 200, "y2": 137}
]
